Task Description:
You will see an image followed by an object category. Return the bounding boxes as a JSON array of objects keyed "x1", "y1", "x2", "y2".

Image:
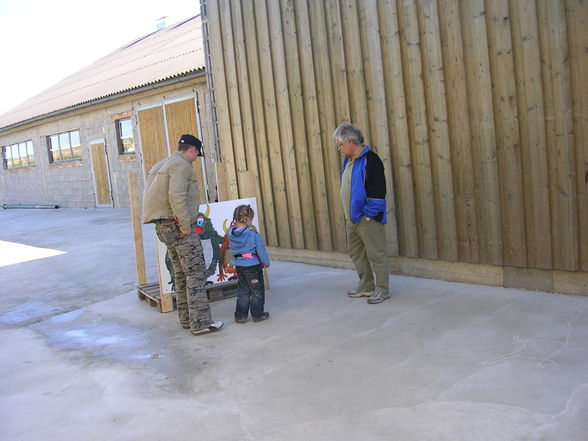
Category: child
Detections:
[{"x1": 228, "y1": 205, "x2": 270, "y2": 323}]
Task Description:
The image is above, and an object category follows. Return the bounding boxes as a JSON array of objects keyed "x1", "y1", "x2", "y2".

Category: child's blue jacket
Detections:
[{"x1": 228, "y1": 227, "x2": 270, "y2": 267}]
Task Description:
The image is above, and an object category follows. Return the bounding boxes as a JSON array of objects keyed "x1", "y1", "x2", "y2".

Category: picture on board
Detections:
[{"x1": 155, "y1": 197, "x2": 259, "y2": 295}]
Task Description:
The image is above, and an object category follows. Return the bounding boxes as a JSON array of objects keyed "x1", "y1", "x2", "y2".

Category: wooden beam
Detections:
[
  {"x1": 460, "y1": 0, "x2": 503, "y2": 265},
  {"x1": 510, "y1": 0, "x2": 552, "y2": 269},
  {"x1": 485, "y1": 0, "x2": 527, "y2": 267},
  {"x1": 538, "y1": 0, "x2": 579, "y2": 271},
  {"x1": 397, "y1": 0, "x2": 438, "y2": 259},
  {"x1": 565, "y1": 0, "x2": 588, "y2": 271},
  {"x1": 379, "y1": 0, "x2": 419, "y2": 258},
  {"x1": 418, "y1": 0, "x2": 457, "y2": 261},
  {"x1": 241, "y1": 0, "x2": 278, "y2": 246},
  {"x1": 128, "y1": 173, "x2": 146, "y2": 286},
  {"x1": 280, "y1": 0, "x2": 318, "y2": 250},
  {"x1": 438, "y1": 0, "x2": 480, "y2": 263}
]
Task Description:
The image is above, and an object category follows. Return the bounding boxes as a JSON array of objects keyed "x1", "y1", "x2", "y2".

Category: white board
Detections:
[{"x1": 155, "y1": 197, "x2": 259, "y2": 291}]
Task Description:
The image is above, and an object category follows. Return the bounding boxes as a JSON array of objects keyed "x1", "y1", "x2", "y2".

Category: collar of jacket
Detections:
[
  {"x1": 342, "y1": 144, "x2": 372, "y2": 170},
  {"x1": 172, "y1": 150, "x2": 192, "y2": 165}
]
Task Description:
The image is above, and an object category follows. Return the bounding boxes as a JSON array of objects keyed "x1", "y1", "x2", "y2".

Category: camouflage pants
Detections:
[{"x1": 155, "y1": 221, "x2": 211, "y2": 330}]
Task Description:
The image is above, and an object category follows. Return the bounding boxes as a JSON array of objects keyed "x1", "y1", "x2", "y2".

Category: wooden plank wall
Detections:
[{"x1": 204, "y1": 0, "x2": 588, "y2": 273}]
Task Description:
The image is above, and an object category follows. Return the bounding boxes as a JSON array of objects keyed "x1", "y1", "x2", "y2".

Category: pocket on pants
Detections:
[{"x1": 156, "y1": 223, "x2": 179, "y2": 245}]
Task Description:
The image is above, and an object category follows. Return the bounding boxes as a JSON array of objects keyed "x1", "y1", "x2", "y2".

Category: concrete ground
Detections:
[{"x1": 1, "y1": 208, "x2": 587, "y2": 441}]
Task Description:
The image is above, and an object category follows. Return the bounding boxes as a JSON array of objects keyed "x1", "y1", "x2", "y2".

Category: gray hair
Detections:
[{"x1": 332, "y1": 123, "x2": 364, "y2": 145}]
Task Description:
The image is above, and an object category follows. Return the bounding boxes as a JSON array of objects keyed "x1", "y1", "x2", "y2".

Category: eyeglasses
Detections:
[{"x1": 336, "y1": 141, "x2": 344, "y2": 149}]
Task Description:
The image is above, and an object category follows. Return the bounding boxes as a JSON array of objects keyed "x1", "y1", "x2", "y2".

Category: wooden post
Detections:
[
  {"x1": 128, "y1": 173, "x2": 147, "y2": 286},
  {"x1": 215, "y1": 162, "x2": 229, "y2": 202}
]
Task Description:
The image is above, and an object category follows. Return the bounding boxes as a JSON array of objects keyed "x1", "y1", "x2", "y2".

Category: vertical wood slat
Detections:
[
  {"x1": 308, "y1": 0, "x2": 347, "y2": 253},
  {"x1": 220, "y1": 0, "x2": 247, "y2": 192},
  {"x1": 340, "y1": 0, "x2": 370, "y2": 134},
  {"x1": 207, "y1": 0, "x2": 239, "y2": 199},
  {"x1": 418, "y1": 0, "x2": 457, "y2": 261},
  {"x1": 398, "y1": 0, "x2": 438, "y2": 259},
  {"x1": 510, "y1": 0, "x2": 552, "y2": 269},
  {"x1": 566, "y1": 0, "x2": 588, "y2": 271},
  {"x1": 230, "y1": 0, "x2": 267, "y2": 233},
  {"x1": 460, "y1": 0, "x2": 503, "y2": 265},
  {"x1": 280, "y1": 0, "x2": 318, "y2": 250},
  {"x1": 164, "y1": 99, "x2": 205, "y2": 200},
  {"x1": 215, "y1": 162, "x2": 229, "y2": 202},
  {"x1": 438, "y1": 0, "x2": 479, "y2": 263},
  {"x1": 485, "y1": 0, "x2": 527, "y2": 267},
  {"x1": 324, "y1": 0, "x2": 351, "y2": 126},
  {"x1": 379, "y1": 0, "x2": 419, "y2": 258},
  {"x1": 323, "y1": 0, "x2": 350, "y2": 253},
  {"x1": 359, "y1": 0, "x2": 399, "y2": 256},
  {"x1": 294, "y1": 0, "x2": 333, "y2": 251},
  {"x1": 255, "y1": 0, "x2": 292, "y2": 248},
  {"x1": 267, "y1": 0, "x2": 304, "y2": 250},
  {"x1": 241, "y1": 0, "x2": 278, "y2": 246},
  {"x1": 538, "y1": 0, "x2": 578, "y2": 271}
]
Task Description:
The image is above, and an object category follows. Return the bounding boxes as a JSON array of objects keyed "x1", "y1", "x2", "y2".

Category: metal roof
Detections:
[{"x1": 0, "y1": 15, "x2": 205, "y2": 132}]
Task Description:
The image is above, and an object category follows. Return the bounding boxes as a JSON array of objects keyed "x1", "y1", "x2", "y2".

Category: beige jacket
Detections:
[{"x1": 142, "y1": 151, "x2": 200, "y2": 231}]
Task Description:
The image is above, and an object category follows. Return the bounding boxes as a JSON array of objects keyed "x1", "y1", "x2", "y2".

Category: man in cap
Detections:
[{"x1": 143, "y1": 134, "x2": 223, "y2": 335}]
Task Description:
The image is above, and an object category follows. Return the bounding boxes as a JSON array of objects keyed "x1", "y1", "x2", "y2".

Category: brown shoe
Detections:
[
  {"x1": 252, "y1": 312, "x2": 270, "y2": 323},
  {"x1": 235, "y1": 317, "x2": 247, "y2": 324}
]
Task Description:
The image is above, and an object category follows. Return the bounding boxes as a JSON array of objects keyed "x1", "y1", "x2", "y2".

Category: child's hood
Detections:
[{"x1": 228, "y1": 227, "x2": 254, "y2": 248}]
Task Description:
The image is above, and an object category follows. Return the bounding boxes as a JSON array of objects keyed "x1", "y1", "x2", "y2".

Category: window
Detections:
[
  {"x1": 2, "y1": 140, "x2": 35, "y2": 169},
  {"x1": 116, "y1": 118, "x2": 135, "y2": 154},
  {"x1": 47, "y1": 129, "x2": 81, "y2": 163}
]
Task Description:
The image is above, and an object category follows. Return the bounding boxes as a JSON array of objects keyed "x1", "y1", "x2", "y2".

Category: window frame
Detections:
[
  {"x1": 115, "y1": 117, "x2": 136, "y2": 155},
  {"x1": 47, "y1": 129, "x2": 81, "y2": 163},
  {"x1": 2, "y1": 140, "x2": 35, "y2": 169}
]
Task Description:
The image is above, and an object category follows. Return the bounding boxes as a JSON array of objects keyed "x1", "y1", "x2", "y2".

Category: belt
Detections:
[{"x1": 234, "y1": 253, "x2": 257, "y2": 258}]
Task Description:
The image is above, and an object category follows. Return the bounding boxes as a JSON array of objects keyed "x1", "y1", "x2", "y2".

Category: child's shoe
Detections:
[{"x1": 252, "y1": 312, "x2": 270, "y2": 322}]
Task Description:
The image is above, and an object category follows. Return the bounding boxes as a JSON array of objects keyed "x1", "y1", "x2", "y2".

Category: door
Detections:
[
  {"x1": 89, "y1": 140, "x2": 113, "y2": 207},
  {"x1": 138, "y1": 106, "x2": 168, "y2": 177}
]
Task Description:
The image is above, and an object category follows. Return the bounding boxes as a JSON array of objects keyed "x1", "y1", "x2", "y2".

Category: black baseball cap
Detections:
[{"x1": 179, "y1": 134, "x2": 203, "y2": 156}]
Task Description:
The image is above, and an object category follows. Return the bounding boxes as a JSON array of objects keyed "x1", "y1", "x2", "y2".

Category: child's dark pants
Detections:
[{"x1": 235, "y1": 264, "x2": 265, "y2": 320}]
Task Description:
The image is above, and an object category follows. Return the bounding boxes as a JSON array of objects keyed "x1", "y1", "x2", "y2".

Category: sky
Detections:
[{"x1": 0, "y1": 0, "x2": 200, "y2": 115}]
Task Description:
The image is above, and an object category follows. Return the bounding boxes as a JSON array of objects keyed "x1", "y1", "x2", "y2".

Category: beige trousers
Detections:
[{"x1": 346, "y1": 216, "x2": 390, "y2": 293}]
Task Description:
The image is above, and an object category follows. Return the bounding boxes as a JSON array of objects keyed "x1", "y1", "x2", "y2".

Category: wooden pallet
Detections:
[
  {"x1": 137, "y1": 280, "x2": 238, "y2": 313},
  {"x1": 137, "y1": 283, "x2": 176, "y2": 313},
  {"x1": 206, "y1": 279, "x2": 238, "y2": 301}
]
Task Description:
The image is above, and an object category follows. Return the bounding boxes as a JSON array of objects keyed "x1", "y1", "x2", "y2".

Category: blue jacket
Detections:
[
  {"x1": 342, "y1": 145, "x2": 387, "y2": 224},
  {"x1": 228, "y1": 227, "x2": 270, "y2": 267}
]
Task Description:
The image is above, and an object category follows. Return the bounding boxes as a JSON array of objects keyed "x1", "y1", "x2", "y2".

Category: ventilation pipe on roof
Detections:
[{"x1": 156, "y1": 16, "x2": 167, "y2": 30}]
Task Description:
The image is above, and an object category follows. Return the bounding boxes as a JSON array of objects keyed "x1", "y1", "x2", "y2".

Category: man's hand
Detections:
[{"x1": 180, "y1": 227, "x2": 191, "y2": 235}]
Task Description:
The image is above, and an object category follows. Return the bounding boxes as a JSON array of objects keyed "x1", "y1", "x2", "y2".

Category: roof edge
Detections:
[{"x1": 0, "y1": 69, "x2": 205, "y2": 135}]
